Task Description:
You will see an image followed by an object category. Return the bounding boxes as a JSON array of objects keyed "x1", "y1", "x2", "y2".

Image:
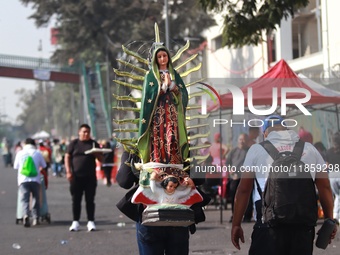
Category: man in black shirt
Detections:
[{"x1": 65, "y1": 124, "x2": 103, "y2": 231}]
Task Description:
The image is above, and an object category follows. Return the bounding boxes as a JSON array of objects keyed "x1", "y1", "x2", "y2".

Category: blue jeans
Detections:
[
  {"x1": 136, "y1": 222, "x2": 189, "y2": 255},
  {"x1": 19, "y1": 182, "x2": 40, "y2": 219},
  {"x1": 53, "y1": 162, "x2": 63, "y2": 175}
]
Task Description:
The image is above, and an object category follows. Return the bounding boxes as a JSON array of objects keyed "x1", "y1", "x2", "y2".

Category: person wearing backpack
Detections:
[
  {"x1": 13, "y1": 138, "x2": 47, "y2": 227},
  {"x1": 231, "y1": 115, "x2": 337, "y2": 255}
]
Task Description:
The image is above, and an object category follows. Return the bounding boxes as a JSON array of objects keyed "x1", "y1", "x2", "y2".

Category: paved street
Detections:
[{"x1": 1, "y1": 163, "x2": 339, "y2": 255}]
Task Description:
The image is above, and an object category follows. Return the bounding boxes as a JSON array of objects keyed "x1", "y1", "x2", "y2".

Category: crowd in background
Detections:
[
  {"x1": 2, "y1": 124, "x2": 340, "y2": 235},
  {"x1": 0, "y1": 135, "x2": 118, "y2": 185},
  {"x1": 198, "y1": 126, "x2": 340, "y2": 224},
  {"x1": 2, "y1": 124, "x2": 340, "y2": 221}
]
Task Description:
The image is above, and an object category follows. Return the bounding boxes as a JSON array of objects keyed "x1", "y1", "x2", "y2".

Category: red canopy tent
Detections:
[{"x1": 208, "y1": 59, "x2": 340, "y2": 112}]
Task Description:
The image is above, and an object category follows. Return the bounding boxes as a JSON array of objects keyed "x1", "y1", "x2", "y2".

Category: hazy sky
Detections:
[{"x1": 0, "y1": 0, "x2": 55, "y2": 124}]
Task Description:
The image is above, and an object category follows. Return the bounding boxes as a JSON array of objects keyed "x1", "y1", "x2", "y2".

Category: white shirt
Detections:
[
  {"x1": 242, "y1": 130, "x2": 325, "y2": 203},
  {"x1": 13, "y1": 144, "x2": 47, "y2": 186}
]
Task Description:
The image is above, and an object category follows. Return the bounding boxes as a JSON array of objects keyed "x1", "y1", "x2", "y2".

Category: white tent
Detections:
[{"x1": 32, "y1": 130, "x2": 50, "y2": 139}]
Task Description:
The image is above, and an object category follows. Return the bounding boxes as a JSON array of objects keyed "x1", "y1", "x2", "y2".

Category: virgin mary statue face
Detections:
[{"x1": 156, "y1": 50, "x2": 169, "y2": 70}]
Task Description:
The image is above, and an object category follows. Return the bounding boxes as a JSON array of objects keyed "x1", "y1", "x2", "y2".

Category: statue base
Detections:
[{"x1": 142, "y1": 204, "x2": 195, "y2": 227}]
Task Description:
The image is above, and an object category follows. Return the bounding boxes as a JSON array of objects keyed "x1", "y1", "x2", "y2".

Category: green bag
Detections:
[{"x1": 20, "y1": 155, "x2": 38, "y2": 177}]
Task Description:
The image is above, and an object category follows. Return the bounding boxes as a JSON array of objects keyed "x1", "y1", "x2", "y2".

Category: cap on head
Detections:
[{"x1": 262, "y1": 115, "x2": 284, "y2": 133}]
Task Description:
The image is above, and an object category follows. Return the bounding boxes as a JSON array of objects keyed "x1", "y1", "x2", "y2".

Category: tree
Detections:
[
  {"x1": 17, "y1": 0, "x2": 215, "y2": 135},
  {"x1": 19, "y1": 0, "x2": 216, "y2": 66},
  {"x1": 198, "y1": 0, "x2": 309, "y2": 47},
  {"x1": 15, "y1": 83, "x2": 79, "y2": 138},
  {"x1": 17, "y1": 1, "x2": 215, "y2": 136}
]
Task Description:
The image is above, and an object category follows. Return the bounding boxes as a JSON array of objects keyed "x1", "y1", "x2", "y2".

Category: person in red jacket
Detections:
[{"x1": 38, "y1": 139, "x2": 52, "y2": 173}]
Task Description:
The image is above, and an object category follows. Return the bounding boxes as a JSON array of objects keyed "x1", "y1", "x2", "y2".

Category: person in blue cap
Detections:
[
  {"x1": 261, "y1": 115, "x2": 285, "y2": 133},
  {"x1": 231, "y1": 115, "x2": 336, "y2": 255}
]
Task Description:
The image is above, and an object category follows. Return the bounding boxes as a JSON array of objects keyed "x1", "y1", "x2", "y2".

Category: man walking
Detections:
[
  {"x1": 13, "y1": 138, "x2": 46, "y2": 227},
  {"x1": 226, "y1": 133, "x2": 249, "y2": 222},
  {"x1": 231, "y1": 115, "x2": 336, "y2": 255},
  {"x1": 65, "y1": 124, "x2": 103, "y2": 232}
]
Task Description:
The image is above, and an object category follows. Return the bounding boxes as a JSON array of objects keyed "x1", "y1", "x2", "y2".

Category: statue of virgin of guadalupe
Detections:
[
  {"x1": 132, "y1": 42, "x2": 203, "y2": 212},
  {"x1": 137, "y1": 42, "x2": 189, "y2": 166},
  {"x1": 114, "y1": 23, "x2": 211, "y2": 226}
]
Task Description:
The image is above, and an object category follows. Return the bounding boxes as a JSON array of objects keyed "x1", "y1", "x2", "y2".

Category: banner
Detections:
[{"x1": 33, "y1": 69, "x2": 51, "y2": 81}]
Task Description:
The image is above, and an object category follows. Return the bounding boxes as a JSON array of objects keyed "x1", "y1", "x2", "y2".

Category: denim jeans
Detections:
[
  {"x1": 136, "y1": 222, "x2": 189, "y2": 255},
  {"x1": 53, "y1": 162, "x2": 62, "y2": 175},
  {"x1": 19, "y1": 182, "x2": 40, "y2": 219}
]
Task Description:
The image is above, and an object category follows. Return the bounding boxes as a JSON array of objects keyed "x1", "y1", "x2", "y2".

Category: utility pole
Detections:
[
  {"x1": 164, "y1": 0, "x2": 170, "y2": 50},
  {"x1": 106, "y1": 40, "x2": 112, "y2": 136}
]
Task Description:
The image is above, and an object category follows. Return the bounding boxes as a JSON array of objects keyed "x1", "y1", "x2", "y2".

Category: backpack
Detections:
[
  {"x1": 41, "y1": 150, "x2": 50, "y2": 163},
  {"x1": 20, "y1": 155, "x2": 38, "y2": 177},
  {"x1": 53, "y1": 144, "x2": 63, "y2": 163},
  {"x1": 260, "y1": 139, "x2": 318, "y2": 227}
]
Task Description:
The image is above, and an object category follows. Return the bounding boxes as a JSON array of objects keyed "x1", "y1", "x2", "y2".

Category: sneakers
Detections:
[
  {"x1": 87, "y1": 221, "x2": 96, "y2": 231},
  {"x1": 69, "y1": 221, "x2": 96, "y2": 231},
  {"x1": 23, "y1": 215, "x2": 30, "y2": 228},
  {"x1": 69, "y1": 221, "x2": 80, "y2": 232},
  {"x1": 32, "y1": 218, "x2": 40, "y2": 226}
]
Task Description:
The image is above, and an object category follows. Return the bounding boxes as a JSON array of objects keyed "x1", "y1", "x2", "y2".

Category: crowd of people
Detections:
[
  {"x1": 3, "y1": 118, "x2": 339, "y2": 253},
  {"x1": 2, "y1": 32, "x2": 340, "y2": 255},
  {"x1": 2, "y1": 127, "x2": 117, "y2": 231},
  {"x1": 186, "y1": 117, "x2": 340, "y2": 255},
  {"x1": 113, "y1": 31, "x2": 338, "y2": 254},
  {"x1": 3, "y1": 106, "x2": 340, "y2": 255}
]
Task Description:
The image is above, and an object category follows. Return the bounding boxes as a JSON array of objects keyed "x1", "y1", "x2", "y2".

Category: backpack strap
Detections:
[
  {"x1": 260, "y1": 140, "x2": 279, "y2": 160},
  {"x1": 292, "y1": 139, "x2": 305, "y2": 160},
  {"x1": 254, "y1": 178, "x2": 262, "y2": 196},
  {"x1": 260, "y1": 139, "x2": 305, "y2": 160}
]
